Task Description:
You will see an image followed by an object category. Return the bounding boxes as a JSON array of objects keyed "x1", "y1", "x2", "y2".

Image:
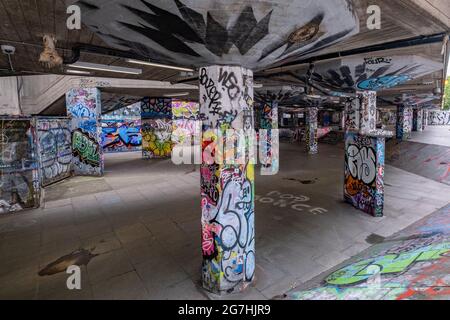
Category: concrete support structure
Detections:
[
  {"x1": 200, "y1": 65, "x2": 255, "y2": 295},
  {"x1": 66, "y1": 88, "x2": 104, "y2": 176},
  {"x1": 259, "y1": 101, "x2": 279, "y2": 175},
  {"x1": 141, "y1": 98, "x2": 173, "y2": 159},
  {"x1": 306, "y1": 107, "x2": 319, "y2": 155},
  {"x1": 396, "y1": 105, "x2": 413, "y2": 140},
  {"x1": 344, "y1": 90, "x2": 387, "y2": 217},
  {"x1": 0, "y1": 77, "x2": 21, "y2": 115},
  {"x1": 413, "y1": 108, "x2": 424, "y2": 132},
  {"x1": 423, "y1": 109, "x2": 428, "y2": 130}
]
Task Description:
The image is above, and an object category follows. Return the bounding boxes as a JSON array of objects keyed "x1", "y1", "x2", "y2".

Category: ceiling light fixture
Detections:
[
  {"x1": 163, "y1": 92, "x2": 190, "y2": 98},
  {"x1": 66, "y1": 69, "x2": 91, "y2": 75},
  {"x1": 67, "y1": 62, "x2": 142, "y2": 75},
  {"x1": 126, "y1": 59, "x2": 194, "y2": 72}
]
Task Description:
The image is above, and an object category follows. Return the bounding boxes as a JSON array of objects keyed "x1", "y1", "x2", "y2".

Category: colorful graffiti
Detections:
[
  {"x1": 344, "y1": 133, "x2": 385, "y2": 217},
  {"x1": 36, "y1": 118, "x2": 72, "y2": 186},
  {"x1": 359, "y1": 91, "x2": 377, "y2": 134},
  {"x1": 259, "y1": 101, "x2": 279, "y2": 175},
  {"x1": 172, "y1": 101, "x2": 201, "y2": 146},
  {"x1": 200, "y1": 65, "x2": 255, "y2": 294},
  {"x1": 142, "y1": 119, "x2": 173, "y2": 159},
  {"x1": 66, "y1": 88, "x2": 103, "y2": 176},
  {"x1": 101, "y1": 119, "x2": 142, "y2": 153},
  {"x1": 428, "y1": 111, "x2": 450, "y2": 126},
  {"x1": 306, "y1": 107, "x2": 318, "y2": 155},
  {"x1": 0, "y1": 118, "x2": 40, "y2": 213},
  {"x1": 289, "y1": 204, "x2": 450, "y2": 300},
  {"x1": 141, "y1": 98, "x2": 172, "y2": 119}
]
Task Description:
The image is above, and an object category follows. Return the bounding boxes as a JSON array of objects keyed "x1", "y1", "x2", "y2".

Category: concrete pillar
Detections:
[
  {"x1": 199, "y1": 65, "x2": 255, "y2": 295},
  {"x1": 66, "y1": 88, "x2": 103, "y2": 176},
  {"x1": 423, "y1": 109, "x2": 428, "y2": 130},
  {"x1": 0, "y1": 77, "x2": 21, "y2": 115},
  {"x1": 358, "y1": 91, "x2": 377, "y2": 134},
  {"x1": 413, "y1": 108, "x2": 423, "y2": 132},
  {"x1": 343, "y1": 90, "x2": 386, "y2": 217},
  {"x1": 396, "y1": 105, "x2": 413, "y2": 140},
  {"x1": 306, "y1": 107, "x2": 318, "y2": 155},
  {"x1": 344, "y1": 132, "x2": 385, "y2": 217},
  {"x1": 141, "y1": 98, "x2": 173, "y2": 159},
  {"x1": 260, "y1": 101, "x2": 279, "y2": 175}
]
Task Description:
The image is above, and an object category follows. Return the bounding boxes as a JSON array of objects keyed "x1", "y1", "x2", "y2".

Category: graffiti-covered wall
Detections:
[
  {"x1": 344, "y1": 133, "x2": 385, "y2": 217},
  {"x1": 428, "y1": 111, "x2": 450, "y2": 126},
  {"x1": 66, "y1": 88, "x2": 104, "y2": 176},
  {"x1": 172, "y1": 100, "x2": 201, "y2": 146},
  {"x1": 0, "y1": 118, "x2": 40, "y2": 213},
  {"x1": 36, "y1": 118, "x2": 72, "y2": 187},
  {"x1": 141, "y1": 98, "x2": 173, "y2": 159},
  {"x1": 101, "y1": 119, "x2": 142, "y2": 153}
]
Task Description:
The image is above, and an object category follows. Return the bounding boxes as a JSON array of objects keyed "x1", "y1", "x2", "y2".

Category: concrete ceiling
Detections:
[{"x1": 0, "y1": 0, "x2": 448, "y2": 108}]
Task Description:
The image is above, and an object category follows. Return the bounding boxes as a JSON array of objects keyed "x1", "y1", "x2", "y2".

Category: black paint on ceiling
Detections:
[{"x1": 77, "y1": 0, "x2": 100, "y2": 11}]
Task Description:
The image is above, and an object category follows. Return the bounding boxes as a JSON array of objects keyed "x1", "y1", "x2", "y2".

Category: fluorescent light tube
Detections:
[
  {"x1": 67, "y1": 62, "x2": 142, "y2": 75},
  {"x1": 126, "y1": 59, "x2": 194, "y2": 72}
]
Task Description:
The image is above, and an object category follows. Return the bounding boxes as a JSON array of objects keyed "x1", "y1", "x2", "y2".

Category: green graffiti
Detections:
[
  {"x1": 72, "y1": 130, "x2": 100, "y2": 166},
  {"x1": 326, "y1": 242, "x2": 450, "y2": 286}
]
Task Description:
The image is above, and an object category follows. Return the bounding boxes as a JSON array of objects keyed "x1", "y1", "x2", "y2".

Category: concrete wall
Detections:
[{"x1": 0, "y1": 77, "x2": 20, "y2": 115}]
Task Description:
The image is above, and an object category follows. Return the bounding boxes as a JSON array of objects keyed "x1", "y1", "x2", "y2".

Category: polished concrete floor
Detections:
[
  {"x1": 410, "y1": 126, "x2": 450, "y2": 147},
  {"x1": 0, "y1": 136, "x2": 449, "y2": 300}
]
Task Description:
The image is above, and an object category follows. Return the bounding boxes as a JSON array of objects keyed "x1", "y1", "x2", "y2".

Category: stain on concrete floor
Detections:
[{"x1": 38, "y1": 249, "x2": 98, "y2": 277}]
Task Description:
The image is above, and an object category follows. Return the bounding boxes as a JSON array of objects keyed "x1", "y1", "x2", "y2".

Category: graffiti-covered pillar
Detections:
[
  {"x1": 141, "y1": 98, "x2": 173, "y2": 159},
  {"x1": 259, "y1": 101, "x2": 279, "y2": 175},
  {"x1": 200, "y1": 65, "x2": 255, "y2": 295},
  {"x1": 412, "y1": 108, "x2": 423, "y2": 132},
  {"x1": 344, "y1": 90, "x2": 387, "y2": 217},
  {"x1": 306, "y1": 107, "x2": 319, "y2": 155},
  {"x1": 396, "y1": 105, "x2": 413, "y2": 140},
  {"x1": 66, "y1": 88, "x2": 104, "y2": 176},
  {"x1": 423, "y1": 109, "x2": 428, "y2": 130}
]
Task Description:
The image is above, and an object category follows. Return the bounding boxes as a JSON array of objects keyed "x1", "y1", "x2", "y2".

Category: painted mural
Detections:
[
  {"x1": 295, "y1": 55, "x2": 442, "y2": 93},
  {"x1": 200, "y1": 65, "x2": 255, "y2": 294},
  {"x1": 344, "y1": 133, "x2": 385, "y2": 217},
  {"x1": 102, "y1": 119, "x2": 142, "y2": 153},
  {"x1": 259, "y1": 101, "x2": 279, "y2": 175},
  {"x1": 79, "y1": 0, "x2": 358, "y2": 70},
  {"x1": 67, "y1": 88, "x2": 103, "y2": 176},
  {"x1": 142, "y1": 118, "x2": 173, "y2": 159},
  {"x1": 0, "y1": 118, "x2": 40, "y2": 213},
  {"x1": 289, "y1": 204, "x2": 450, "y2": 300},
  {"x1": 141, "y1": 98, "x2": 172, "y2": 119},
  {"x1": 412, "y1": 109, "x2": 423, "y2": 132},
  {"x1": 428, "y1": 111, "x2": 450, "y2": 126},
  {"x1": 172, "y1": 100, "x2": 201, "y2": 146},
  {"x1": 359, "y1": 91, "x2": 377, "y2": 134},
  {"x1": 36, "y1": 118, "x2": 72, "y2": 187}
]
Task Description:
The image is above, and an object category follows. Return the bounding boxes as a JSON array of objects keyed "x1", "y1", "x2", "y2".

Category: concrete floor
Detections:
[
  {"x1": 410, "y1": 126, "x2": 450, "y2": 147},
  {"x1": 0, "y1": 139, "x2": 449, "y2": 300}
]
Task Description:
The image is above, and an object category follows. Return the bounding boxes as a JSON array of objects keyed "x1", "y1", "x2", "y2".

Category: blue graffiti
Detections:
[{"x1": 357, "y1": 75, "x2": 411, "y2": 91}]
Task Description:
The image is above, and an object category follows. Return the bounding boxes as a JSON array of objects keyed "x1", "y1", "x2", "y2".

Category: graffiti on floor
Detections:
[
  {"x1": 428, "y1": 111, "x2": 450, "y2": 126},
  {"x1": 255, "y1": 191, "x2": 328, "y2": 215},
  {"x1": 344, "y1": 133, "x2": 385, "y2": 217},
  {"x1": 386, "y1": 140, "x2": 450, "y2": 185},
  {"x1": 101, "y1": 119, "x2": 142, "y2": 153},
  {"x1": 36, "y1": 118, "x2": 72, "y2": 186},
  {"x1": 288, "y1": 204, "x2": 450, "y2": 300},
  {"x1": 0, "y1": 119, "x2": 40, "y2": 213}
]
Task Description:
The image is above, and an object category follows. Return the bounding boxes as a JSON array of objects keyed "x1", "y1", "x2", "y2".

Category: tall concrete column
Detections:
[
  {"x1": 141, "y1": 98, "x2": 173, "y2": 159},
  {"x1": 413, "y1": 108, "x2": 423, "y2": 132},
  {"x1": 66, "y1": 88, "x2": 103, "y2": 176},
  {"x1": 396, "y1": 105, "x2": 413, "y2": 140},
  {"x1": 200, "y1": 65, "x2": 255, "y2": 295},
  {"x1": 306, "y1": 107, "x2": 319, "y2": 155},
  {"x1": 260, "y1": 101, "x2": 279, "y2": 175},
  {"x1": 344, "y1": 90, "x2": 387, "y2": 217},
  {"x1": 423, "y1": 109, "x2": 428, "y2": 130}
]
